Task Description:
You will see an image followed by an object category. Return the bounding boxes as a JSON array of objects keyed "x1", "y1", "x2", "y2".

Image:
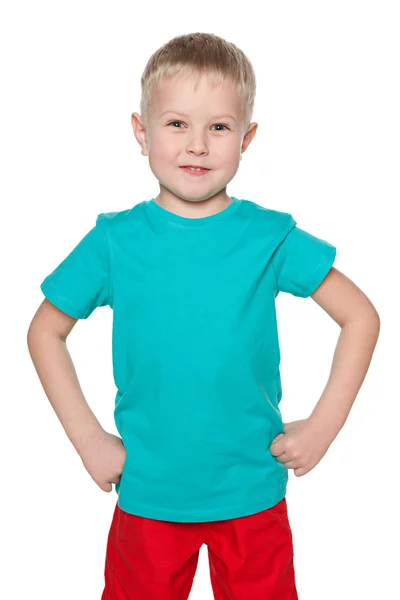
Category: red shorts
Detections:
[{"x1": 101, "y1": 497, "x2": 298, "y2": 599}]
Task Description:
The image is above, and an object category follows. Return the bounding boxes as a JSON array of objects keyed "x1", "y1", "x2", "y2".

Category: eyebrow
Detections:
[{"x1": 159, "y1": 111, "x2": 237, "y2": 123}]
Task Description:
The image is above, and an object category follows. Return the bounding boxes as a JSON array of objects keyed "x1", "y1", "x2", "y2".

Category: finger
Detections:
[
  {"x1": 283, "y1": 460, "x2": 296, "y2": 469},
  {"x1": 270, "y1": 435, "x2": 285, "y2": 456},
  {"x1": 294, "y1": 466, "x2": 308, "y2": 477},
  {"x1": 270, "y1": 446, "x2": 284, "y2": 458},
  {"x1": 274, "y1": 450, "x2": 290, "y2": 462}
]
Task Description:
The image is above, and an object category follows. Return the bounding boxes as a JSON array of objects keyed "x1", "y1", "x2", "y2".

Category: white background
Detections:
[{"x1": 2, "y1": 1, "x2": 399, "y2": 598}]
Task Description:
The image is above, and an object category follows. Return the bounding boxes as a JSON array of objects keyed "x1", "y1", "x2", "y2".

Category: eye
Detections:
[
  {"x1": 212, "y1": 124, "x2": 228, "y2": 131},
  {"x1": 166, "y1": 121, "x2": 229, "y2": 131},
  {"x1": 168, "y1": 121, "x2": 184, "y2": 128}
]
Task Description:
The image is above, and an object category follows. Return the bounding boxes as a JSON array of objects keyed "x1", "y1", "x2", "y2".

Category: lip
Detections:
[
  {"x1": 179, "y1": 166, "x2": 211, "y2": 177},
  {"x1": 180, "y1": 166, "x2": 211, "y2": 170}
]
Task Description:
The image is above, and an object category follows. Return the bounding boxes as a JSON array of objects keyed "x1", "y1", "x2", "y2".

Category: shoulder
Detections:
[
  {"x1": 240, "y1": 198, "x2": 297, "y2": 241},
  {"x1": 96, "y1": 201, "x2": 147, "y2": 236}
]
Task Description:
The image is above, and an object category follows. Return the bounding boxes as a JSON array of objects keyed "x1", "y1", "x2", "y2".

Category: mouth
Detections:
[{"x1": 179, "y1": 165, "x2": 211, "y2": 176}]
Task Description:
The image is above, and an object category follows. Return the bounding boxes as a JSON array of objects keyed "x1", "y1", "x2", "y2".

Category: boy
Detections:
[{"x1": 28, "y1": 32, "x2": 380, "y2": 599}]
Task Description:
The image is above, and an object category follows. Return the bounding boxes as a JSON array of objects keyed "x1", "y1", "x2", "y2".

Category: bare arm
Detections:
[
  {"x1": 309, "y1": 266, "x2": 381, "y2": 438},
  {"x1": 27, "y1": 299, "x2": 105, "y2": 457},
  {"x1": 270, "y1": 267, "x2": 380, "y2": 477}
]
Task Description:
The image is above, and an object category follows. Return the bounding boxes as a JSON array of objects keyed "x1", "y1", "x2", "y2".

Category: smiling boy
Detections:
[
  {"x1": 133, "y1": 71, "x2": 253, "y2": 214},
  {"x1": 28, "y1": 32, "x2": 380, "y2": 599}
]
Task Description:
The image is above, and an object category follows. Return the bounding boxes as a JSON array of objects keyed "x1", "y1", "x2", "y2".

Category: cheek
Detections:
[
  {"x1": 222, "y1": 147, "x2": 241, "y2": 167},
  {"x1": 215, "y1": 136, "x2": 241, "y2": 159},
  {"x1": 150, "y1": 133, "x2": 179, "y2": 160}
]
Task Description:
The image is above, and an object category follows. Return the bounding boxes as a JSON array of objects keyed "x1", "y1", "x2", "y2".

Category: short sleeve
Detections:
[
  {"x1": 40, "y1": 214, "x2": 110, "y2": 319},
  {"x1": 270, "y1": 216, "x2": 336, "y2": 298}
]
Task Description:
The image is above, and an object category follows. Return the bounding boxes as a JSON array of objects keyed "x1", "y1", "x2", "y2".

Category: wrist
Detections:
[
  {"x1": 307, "y1": 411, "x2": 343, "y2": 443},
  {"x1": 71, "y1": 421, "x2": 106, "y2": 458}
]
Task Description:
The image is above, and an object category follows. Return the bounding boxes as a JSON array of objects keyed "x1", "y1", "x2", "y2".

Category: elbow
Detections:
[
  {"x1": 342, "y1": 305, "x2": 381, "y2": 341},
  {"x1": 358, "y1": 298, "x2": 381, "y2": 330},
  {"x1": 356, "y1": 306, "x2": 381, "y2": 341},
  {"x1": 27, "y1": 319, "x2": 41, "y2": 355},
  {"x1": 366, "y1": 304, "x2": 380, "y2": 329},
  {"x1": 372, "y1": 310, "x2": 381, "y2": 336}
]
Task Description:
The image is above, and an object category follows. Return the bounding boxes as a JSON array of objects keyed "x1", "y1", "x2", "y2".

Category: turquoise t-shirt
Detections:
[{"x1": 40, "y1": 197, "x2": 336, "y2": 522}]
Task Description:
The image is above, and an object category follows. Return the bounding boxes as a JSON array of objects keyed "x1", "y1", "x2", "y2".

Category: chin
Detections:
[{"x1": 160, "y1": 185, "x2": 213, "y2": 204}]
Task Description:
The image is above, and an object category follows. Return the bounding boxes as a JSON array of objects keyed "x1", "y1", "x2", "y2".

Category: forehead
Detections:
[{"x1": 152, "y1": 73, "x2": 243, "y2": 118}]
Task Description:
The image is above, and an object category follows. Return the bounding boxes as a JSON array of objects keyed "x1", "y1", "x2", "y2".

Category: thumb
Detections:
[{"x1": 101, "y1": 482, "x2": 113, "y2": 492}]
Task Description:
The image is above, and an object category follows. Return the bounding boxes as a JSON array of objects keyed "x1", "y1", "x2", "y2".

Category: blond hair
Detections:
[{"x1": 140, "y1": 32, "x2": 256, "y2": 130}]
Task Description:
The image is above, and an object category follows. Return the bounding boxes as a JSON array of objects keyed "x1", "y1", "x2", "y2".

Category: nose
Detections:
[{"x1": 185, "y1": 128, "x2": 209, "y2": 157}]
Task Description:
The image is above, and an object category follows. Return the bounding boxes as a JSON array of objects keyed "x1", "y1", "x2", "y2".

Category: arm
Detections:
[
  {"x1": 270, "y1": 267, "x2": 380, "y2": 476},
  {"x1": 308, "y1": 266, "x2": 380, "y2": 438},
  {"x1": 27, "y1": 299, "x2": 105, "y2": 457},
  {"x1": 27, "y1": 299, "x2": 125, "y2": 491}
]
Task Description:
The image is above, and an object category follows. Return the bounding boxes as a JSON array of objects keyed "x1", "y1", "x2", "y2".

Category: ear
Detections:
[
  {"x1": 131, "y1": 112, "x2": 149, "y2": 156},
  {"x1": 241, "y1": 121, "x2": 258, "y2": 154}
]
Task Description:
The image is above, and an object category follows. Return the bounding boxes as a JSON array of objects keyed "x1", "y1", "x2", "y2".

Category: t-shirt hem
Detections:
[
  {"x1": 116, "y1": 483, "x2": 288, "y2": 523},
  {"x1": 302, "y1": 245, "x2": 337, "y2": 298},
  {"x1": 40, "y1": 280, "x2": 86, "y2": 319}
]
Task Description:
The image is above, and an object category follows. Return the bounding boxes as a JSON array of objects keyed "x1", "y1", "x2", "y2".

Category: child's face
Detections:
[{"x1": 131, "y1": 73, "x2": 257, "y2": 205}]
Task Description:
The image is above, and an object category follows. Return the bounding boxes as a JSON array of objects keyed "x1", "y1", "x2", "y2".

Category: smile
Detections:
[{"x1": 179, "y1": 166, "x2": 211, "y2": 176}]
